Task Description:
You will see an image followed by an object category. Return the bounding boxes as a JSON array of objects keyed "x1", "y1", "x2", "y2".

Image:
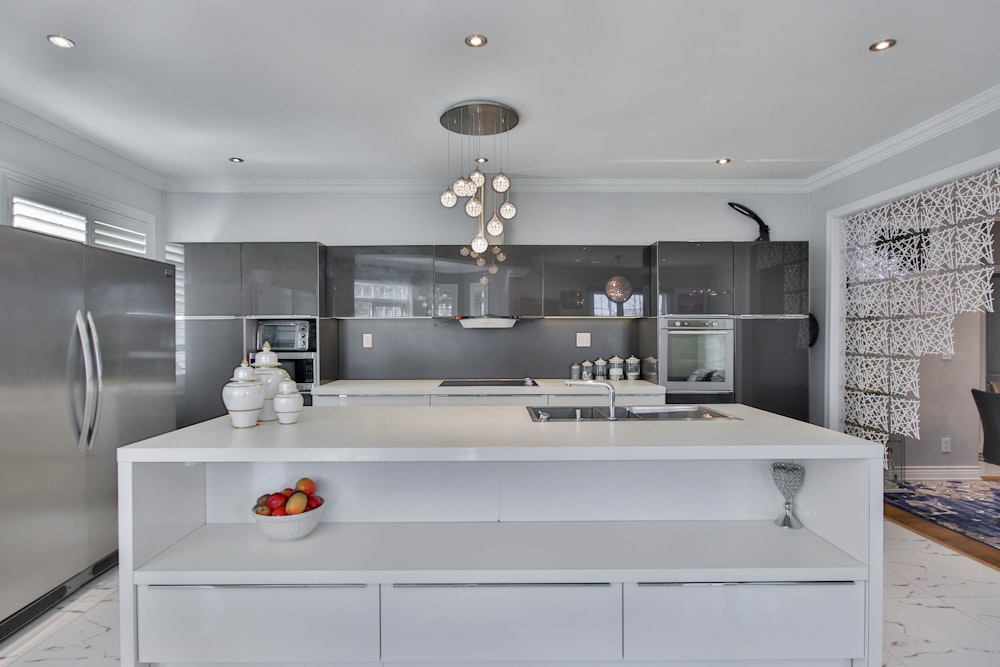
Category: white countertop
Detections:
[
  {"x1": 311, "y1": 378, "x2": 666, "y2": 397},
  {"x1": 120, "y1": 403, "x2": 881, "y2": 463}
]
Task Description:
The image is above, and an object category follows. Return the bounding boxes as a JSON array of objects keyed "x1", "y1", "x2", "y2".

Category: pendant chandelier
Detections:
[
  {"x1": 439, "y1": 101, "x2": 518, "y2": 284},
  {"x1": 605, "y1": 255, "x2": 633, "y2": 304}
]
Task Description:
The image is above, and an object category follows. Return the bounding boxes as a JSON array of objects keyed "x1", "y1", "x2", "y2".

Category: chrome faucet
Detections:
[{"x1": 565, "y1": 380, "x2": 617, "y2": 420}]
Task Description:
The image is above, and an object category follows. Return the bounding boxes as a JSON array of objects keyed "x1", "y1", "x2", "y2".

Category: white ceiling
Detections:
[{"x1": 2, "y1": 0, "x2": 999, "y2": 189}]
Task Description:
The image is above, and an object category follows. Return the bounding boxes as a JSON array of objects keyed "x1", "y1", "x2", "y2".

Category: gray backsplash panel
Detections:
[{"x1": 337, "y1": 318, "x2": 644, "y2": 380}]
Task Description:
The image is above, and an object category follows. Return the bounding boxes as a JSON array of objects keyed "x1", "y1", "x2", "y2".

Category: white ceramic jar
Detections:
[
  {"x1": 273, "y1": 379, "x2": 304, "y2": 425},
  {"x1": 221, "y1": 360, "x2": 264, "y2": 428},
  {"x1": 252, "y1": 342, "x2": 291, "y2": 422}
]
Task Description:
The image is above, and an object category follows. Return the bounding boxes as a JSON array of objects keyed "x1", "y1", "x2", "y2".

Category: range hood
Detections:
[{"x1": 455, "y1": 316, "x2": 518, "y2": 329}]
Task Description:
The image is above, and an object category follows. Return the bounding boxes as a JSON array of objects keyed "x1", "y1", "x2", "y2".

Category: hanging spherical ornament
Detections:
[
  {"x1": 465, "y1": 197, "x2": 483, "y2": 218},
  {"x1": 471, "y1": 235, "x2": 489, "y2": 254},
  {"x1": 460, "y1": 246, "x2": 470, "y2": 256},
  {"x1": 605, "y1": 276, "x2": 633, "y2": 304},
  {"x1": 491, "y1": 245, "x2": 501, "y2": 255},
  {"x1": 469, "y1": 169, "x2": 486, "y2": 188},
  {"x1": 476, "y1": 256, "x2": 486, "y2": 267},
  {"x1": 488, "y1": 263, "x2": 499, "y2": 274},
  {"x1": 486, "y1": 214, "x2": 504, "y2": 236},
  {"x1": 479, "y1": 274, "x2": 489, "y2": 285},
  {"x1": 496, "y1": 252, "x2": 506, "y2": 262},
  {"x1": 492, "y1": 172, "x2": 510, "y2": 193},
  {"x1": 440, "y1": 188, "x2": 458, "y2": 208},
  {"x1": 499, "y1": 199, "x2": 517, "y2": 220},
  {"x1": 469, "y1": 250, "x2": 480, "y2": 258},
  {"x1": 453, "y1": 177, "x2": 476, "y2": 198}
]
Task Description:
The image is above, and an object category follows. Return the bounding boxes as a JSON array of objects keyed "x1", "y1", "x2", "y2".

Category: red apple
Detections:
[{"x1": 266, "y1": 492, "x2": 286, "y2": 510}]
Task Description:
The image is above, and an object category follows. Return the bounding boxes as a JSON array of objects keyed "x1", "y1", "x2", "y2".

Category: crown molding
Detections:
[
  {"x1": 803, "y1": 84, "x2": 1000, "y2": 192},
  {"x1": 0, "y1": 99, "x2": 165, "y2": 191}
]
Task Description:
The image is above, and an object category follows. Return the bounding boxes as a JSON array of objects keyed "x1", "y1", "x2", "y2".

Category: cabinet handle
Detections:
[
  {"x1": 392, "y1": 582, "x2": 611, "y2": 588},
  {"x1": 636, "y1": 580, "x2": 855, "y2": 587},
  {"x1": 146, "y1": 584, "x2": 367, "y2": 589}
]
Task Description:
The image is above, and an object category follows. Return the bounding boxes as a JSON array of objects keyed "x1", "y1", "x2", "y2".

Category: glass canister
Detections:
[
  {"x1": 593, "y1": 357, "x2": 608, "y2": 380},
  {"x1": 221, "y1": 360, "x2": 264, "y2": 428},
  {"x1": 608, "y1": 355, "x2": 624, "y2": 381},
  {"x1": 642, "y1": 356, "x2": 659, "y2": 383},
  {"x1": 570, "y1": 362, "x2": 581, "y2": 380},
  {"x1": 581, "y1": 360, "x2": 594, "y2": 380},
  {"x1": 625, "y1": 355, "x2": 641, "y2": 380}
]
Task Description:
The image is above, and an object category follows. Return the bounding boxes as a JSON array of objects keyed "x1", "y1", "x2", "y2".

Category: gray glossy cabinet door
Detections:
[
  {"x1": 433, "y1": 245, "x2": 543, "y2": 317},
  {"x1": 326, "y1": 246, "x2": 434, "y2": 317},
  {"x1": 543, "y1": 246, "x2": 650, "y2": 316},
  {"x1": 176, "y1": 318, "x2": 244, "y2": 427},
  {"x1": 182, "y1": 243, "x2": 243, "y2": 316},
  {"x1": 733, "y1": 242, "x2": 809, "y2": 315},
  {"x1": 241, "y1": 243, "x2": 325, "y2": 316},
  {"x1": 656, "y1": 242, "x2": 734, "y2": 315}
]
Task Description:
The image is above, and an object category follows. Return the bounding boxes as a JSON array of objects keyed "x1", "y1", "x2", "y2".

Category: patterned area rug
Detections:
[{"x1": 884, "y1": 480, "x2": 1000, "y2": 550}]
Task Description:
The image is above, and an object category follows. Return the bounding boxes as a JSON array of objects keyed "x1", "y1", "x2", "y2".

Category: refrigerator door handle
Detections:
[
  {"x1": 74, "y1": 310, "x2": 96, "y2": 453},
  {"x1": 85, "y1": 311, "x2": 103, "y2": 451}
]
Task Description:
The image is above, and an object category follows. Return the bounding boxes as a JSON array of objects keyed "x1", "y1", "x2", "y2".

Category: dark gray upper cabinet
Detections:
[
  {"x1": 433, "y1": 245, "x2": 544, "y2": 318},
  {"x1": 241, "y1": 242, "x2": 326, "y2": 316},
  {"x1": 543, "y1": 246, "x2": 651, "y2": 316},
  {"x1": 326, "y1": 246, "x2": 434, "y2": 317},
  {"x1": 181, "y1": 243, "x2": 243, "y2": 316},
  {"x1": 655, "y1": 242, "x2": 735, "y2": 315},
  {"x1": 733, "y1": 242, "x2": 809, "y2": 315}
]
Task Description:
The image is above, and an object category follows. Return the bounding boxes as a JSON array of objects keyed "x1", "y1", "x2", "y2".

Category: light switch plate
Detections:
[
  {"x1": 576, "y1": 332, "x2": 591, "y2": 347},
  {"x1": 362, "y1": 333, "x2": 373, "y2": 348}
]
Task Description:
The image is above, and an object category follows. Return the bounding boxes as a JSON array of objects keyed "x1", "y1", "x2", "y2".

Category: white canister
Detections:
[
  {"x1": 222, "y1": 360, "x2": 264, "y2": 428},
  {"x1": 609, "y1": 355, "x2": 624, "y2": 381},
  {"x1": 252, "y1": 342, "x2": 291, "y2": 422},
  {"x1": 273, "y1": 379, "x2": 304, "y2": 425}
]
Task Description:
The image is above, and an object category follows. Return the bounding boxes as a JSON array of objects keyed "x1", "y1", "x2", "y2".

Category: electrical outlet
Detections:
[
  {"x1": 362, "y1": 333, "x2": 373, "y2": 349},
  {"x1": 941, "y1": 437, "x2": 952, "y2": 453},
  {"x1": 576, "y1": 332, "x2": 591, "y2": 347}
]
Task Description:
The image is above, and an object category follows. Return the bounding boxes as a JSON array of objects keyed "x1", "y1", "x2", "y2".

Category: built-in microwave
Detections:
[
  {"x1": 249, "y1": 350, "x2": 316, "y2": 398},
  {"x1": 256, "y1": 319, "x2": 315, "y2": 351}
]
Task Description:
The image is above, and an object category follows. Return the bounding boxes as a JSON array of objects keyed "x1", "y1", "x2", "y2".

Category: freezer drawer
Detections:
[
  {"x1": 136, "y1": 584, "x2": 379, "y2": 663},
  {"x1": 623, "y1": 581, "x2": 865, "y2": 660},
  {"x1": 381, "y1": 582, "x2": 623, "y2": 661}
]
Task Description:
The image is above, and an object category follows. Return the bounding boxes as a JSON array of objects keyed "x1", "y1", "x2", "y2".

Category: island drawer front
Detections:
[
  {"x1": 136, "y1": 584, "x2": 379, "y2": 663},
  {"x1": 381, "y1": 583, "x2": 623, "y2": 661},
  {"x1": 313, "y1": 394, "x2": 431, "y2": 406},
  {"x1": 623, "y1": 581, "x2": 866, "y2": 660},
  {"x1": 429, "y1": 394, "x2": 542, "y2": 406}
]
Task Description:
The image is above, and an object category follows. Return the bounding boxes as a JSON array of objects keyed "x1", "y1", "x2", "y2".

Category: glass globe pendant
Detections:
[
  {"x1": 469, "y1": 169, "x2": 486, "y2": 188},
  {"x1": 440, "y1": 188, "x2": 458, "y2": 208},
  {"x1": 470, "y1": 217, "x2": 489, "y2": 254},
  {"x1": 465, "y1": 197, "x2": 483, "y2": 217},
  {"x1": 486, "y1": 214, "x2": 504, "y2": 236},
  {"x1": 453, "y1": 177, "x2": 476, "y2": 198},
  {"x1": 605, "y1": 276, "x2": 633, "y2": 304},
  {"x1": 499, "y1": 198, "x2": 517, "y2": 220},
  {"x1": 492, "y1": 172, "x2": 510, "y2": 193}
]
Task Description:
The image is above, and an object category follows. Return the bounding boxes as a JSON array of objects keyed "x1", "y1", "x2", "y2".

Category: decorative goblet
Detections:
[{"x1": 771, "y1": 461, "x2": 805, "y2": 529}]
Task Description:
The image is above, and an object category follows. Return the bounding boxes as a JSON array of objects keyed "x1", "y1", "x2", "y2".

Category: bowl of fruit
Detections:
[{"x1": 252, "y1": 477, "x2": 325, "y2": 540}]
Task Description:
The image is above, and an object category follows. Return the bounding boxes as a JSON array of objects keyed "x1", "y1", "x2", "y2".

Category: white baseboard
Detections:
[{"x1": 901, "y1": 465, "x2": 983, "y2": 481}]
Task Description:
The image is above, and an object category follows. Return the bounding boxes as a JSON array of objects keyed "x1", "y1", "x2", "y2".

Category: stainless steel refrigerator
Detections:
[{"x1": 0, "y1": 225, "x2": 176, "y2": 641}]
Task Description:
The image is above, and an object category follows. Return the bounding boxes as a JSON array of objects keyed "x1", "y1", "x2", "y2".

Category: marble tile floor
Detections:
[{"x1": 3, "y1": 522, "x2": 1000, "y2": 666}]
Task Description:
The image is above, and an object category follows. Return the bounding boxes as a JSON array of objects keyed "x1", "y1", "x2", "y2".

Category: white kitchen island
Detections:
[{"x1": 118, "y1": 403, "x2": 883, "y2": 667}]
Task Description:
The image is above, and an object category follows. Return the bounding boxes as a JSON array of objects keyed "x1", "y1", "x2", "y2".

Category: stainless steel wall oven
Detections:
[{"x1": 657, "y1": 317, "x2": 734, "y2": 403}]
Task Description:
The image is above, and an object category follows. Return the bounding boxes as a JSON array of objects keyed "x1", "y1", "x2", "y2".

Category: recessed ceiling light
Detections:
[
  {"x1": 228, "y1": 157, "x2": 244, "y2": 163},
  {"x1": 465, "y1": 34, "x2": 487, "y2": 48},
  {"x1": 716, "y1": 157, "x2": 732, "y2": 165},
  {"x1": 475, "y1": 156, "x2": 488, "y2": 164},
  {"x1": 47, "y1": 34, "x2": 75, "y2": 48},
  {"x1": 869, "y1": 38, "x2": 896, "y2": 52}
]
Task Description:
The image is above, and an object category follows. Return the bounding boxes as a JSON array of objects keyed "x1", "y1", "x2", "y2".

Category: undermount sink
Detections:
[
  {"x1": 526, "y1": 404, "x2": 737, "y2": 422},
  {"x1": 440, "y1": 378, "x2": 537, "y2": 387}
]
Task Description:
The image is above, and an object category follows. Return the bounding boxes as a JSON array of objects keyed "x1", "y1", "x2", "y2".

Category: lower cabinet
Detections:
[
  {"x1": 381, "y1": 582, "x2": 623, "y2": 662},
  {"x1": 623, "y1": 581, "x2": 866, "y2": 661},
  {"x1": 136, "y1": 584, "x2": 379, "y2": 663}
]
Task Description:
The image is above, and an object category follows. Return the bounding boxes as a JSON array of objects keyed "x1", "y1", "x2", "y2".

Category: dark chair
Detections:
[{"x1": 971, "y1": 388, "x2": 1000, "y2": 465}]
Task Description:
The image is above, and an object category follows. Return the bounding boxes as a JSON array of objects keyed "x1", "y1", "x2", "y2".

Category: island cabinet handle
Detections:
[
  {"x1": 146, "y1": 584, "x2": 368, "y2": 589},
  {"x1": 636, "y1": 580, "x2": 855, "y2": 587},
  {"x1": 392, "y1": 582, "x2": 612, "y2": 588}
]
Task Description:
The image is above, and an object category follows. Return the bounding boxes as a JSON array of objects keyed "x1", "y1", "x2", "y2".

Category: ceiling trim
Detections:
[
  {"x1": 802, "y1": 83, "x2": 1000, "y2": 192},
  {"x1": 2, "y1": 84, "x2": 999, "y2": 197},
  {"x1": 0, "y1": 99, "x2": 166, "y2": 191}
]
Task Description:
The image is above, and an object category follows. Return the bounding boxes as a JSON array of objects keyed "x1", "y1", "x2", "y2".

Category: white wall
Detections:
[
  {"x1": 163, "y1": 190, "x2": 809, "y2": 246},
  {"x1": 807, "y1": 108, "x2": 1000, "y2": 474}
]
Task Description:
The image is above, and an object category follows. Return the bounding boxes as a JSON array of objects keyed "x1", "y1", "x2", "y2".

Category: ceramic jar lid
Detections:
[
  {"x1": 253, "y1": 341, "x2": 279, "y2": 368},
  {"x1": 230, "y1": 360, "x2": 259, "y2": 382},
  {"x1": 276, "y1": 379, "x2": 299, "y2": 395}
]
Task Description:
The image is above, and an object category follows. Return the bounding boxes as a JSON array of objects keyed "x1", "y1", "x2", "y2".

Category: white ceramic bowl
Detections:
[{"x1": 252, "y1": 504, "x2": 323, "y2": 540}]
